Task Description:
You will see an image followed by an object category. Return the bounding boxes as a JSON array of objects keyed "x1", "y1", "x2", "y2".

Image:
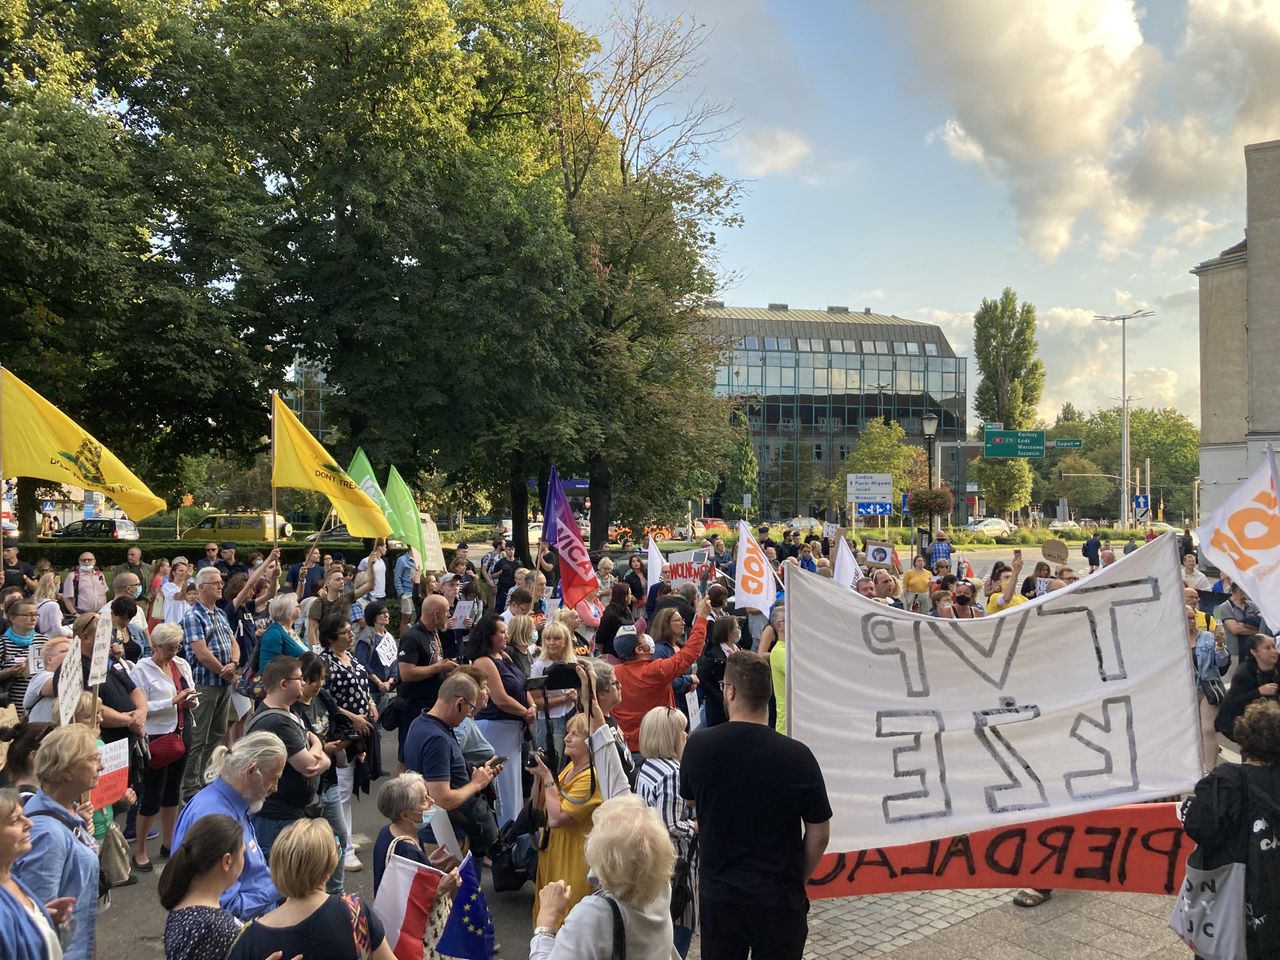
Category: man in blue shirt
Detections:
[
  {"x1": 403, "y1": 672, "x2": 499, "y2": 854},
  {"x1": 180, "y1": 567, "x2": 241, "y2": 801},
  {"x1": 393, "y1": 549, "x2": 418, "y2": 636},
  {"x1": 171, "y1": 730, "x2": 287, "y2": 919},
  {"x1": 928, "y1": 530, "x2": 954, "y2": 571}
]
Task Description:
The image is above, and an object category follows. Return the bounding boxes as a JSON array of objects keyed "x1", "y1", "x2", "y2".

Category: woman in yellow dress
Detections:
[{"x1": 529, "y1": 713, "x2": 603, "y2": 928}]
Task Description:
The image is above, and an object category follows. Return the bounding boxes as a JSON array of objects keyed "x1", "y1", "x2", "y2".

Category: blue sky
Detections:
[{"x1": 567, "y1": 0, "x2": 1280, "y2": 424}]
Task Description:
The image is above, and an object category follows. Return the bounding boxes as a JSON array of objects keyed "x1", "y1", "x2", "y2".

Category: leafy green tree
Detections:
[
  {"x1": 1056, "y1": 402, "x2": 1084, "y2": 426},
  {"x1": 972, "y1": 458, "x2": 1035, "y2": 516},
  {"x1": 720, "y1": 410, "x2": 758, "y2": 521},
  {"x1": 973, "y1": 288, "x2": 1045, "y2": 429},
  {"x1": 1055, "y1": 453, "x2": 1114, "y2": 517}
]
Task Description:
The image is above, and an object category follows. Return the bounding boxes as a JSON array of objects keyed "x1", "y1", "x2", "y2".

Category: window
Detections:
[
  {"x1": 764, "y1": 337, "x2": 778, "y2": 350},
  {"x1": 814, "y1": 368, "x2": 828, "y2": 389},
  {"x1": 799, "y1": 368, "x2": 814, "y2": 390},
  {"x1": 813, "y1": 444, "x2": 824, "y2": 462},
  {"x1": 893, "y1": 341, "x2": 907, "y2": 355},
  {"x1": 861, "y1": 340, "x2": 876, "y2": 353},
  {"x1": 811, "y1": 338, "x2": 826, "y2": 351},
  {"x1": 839, "y1": 443, "x2": 851, "y2": 460},
  {"x1": 906, "y1": 341, "x2": 920, "y2": 355},
  {"x1": 781, "y1": 367, "x2": 795, "y2": 388},
  {"x1": 924, "y1": 342, "x2": 938, "y2": 356},
  {"x1": 876, "y1": 341, "x2": 890, "y2": 354}
]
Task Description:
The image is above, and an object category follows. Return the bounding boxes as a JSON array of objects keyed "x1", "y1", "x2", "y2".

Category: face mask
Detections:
[
  {"x1": 132, "y1": 585, "x2": 143, "y2": 599},
  {"x1": 418, "y1": 806, "x2": 433, "y2": 827},
  {"x1": 955, "y1": 594, "x2": 971, "y2": 605},
  {"x1": 79, "y1": 563, "x2": 93, "y2": 573}
]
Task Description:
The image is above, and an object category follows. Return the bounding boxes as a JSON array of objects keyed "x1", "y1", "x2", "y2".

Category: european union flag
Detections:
[{"x1": 436, "y1": 853, "x2": 494, "y2": 960}]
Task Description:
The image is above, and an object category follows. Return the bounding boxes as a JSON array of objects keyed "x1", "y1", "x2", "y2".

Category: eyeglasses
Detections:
[
  {"x1": 79, "y1": 557, "x2": 93, "y2": 563},
  {"x1": 460, "y1": 698, "x2": 476, "y2": 714},
  {"x1": 286, "y1": 675, "x2": 304, "y2": 683},
  {"x1": 205, "y1": 547, "x2": 218, "y2": 553}
]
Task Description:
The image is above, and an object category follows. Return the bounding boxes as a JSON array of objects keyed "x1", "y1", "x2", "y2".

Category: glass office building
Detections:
[{"x1": 708, "y1": 304, "x2": 968, "y2": 522}]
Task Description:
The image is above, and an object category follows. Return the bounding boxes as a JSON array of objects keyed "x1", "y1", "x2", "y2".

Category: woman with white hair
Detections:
[
  {"x1": 131, "y1": 622, "x2": 198, "y2": 870},
  {"x1": 255, "y1": 592, "x2": 310, "y2": 671},
  {"x1": 531, "y1": 794, "x2": 679, "y2": 959}
]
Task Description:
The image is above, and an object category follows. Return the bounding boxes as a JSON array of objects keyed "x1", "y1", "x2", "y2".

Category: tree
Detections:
[
  {"x1": 1055, "y1": 453, "x2": 1114, "y2": 516},
  {"x1": 973, "y1": 288, "x2": 1045, "y2": 429},
  {"x1": 719, "y1": 410, "x2": 758, "y2": 521},
  {"x1": 1056, "y1": 402, "x2": 1084, "y2": 426},
  {"x1": 832, "y1": 420, "x2": 920, "y2": 520},
  {"x1": 972, "y1": 458, "x2": 1034, "y2": 517}
]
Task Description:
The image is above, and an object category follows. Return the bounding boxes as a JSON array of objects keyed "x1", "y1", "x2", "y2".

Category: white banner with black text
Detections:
[{"x1": 787, "y1": 533, "x2": 1201, "y2": 850}]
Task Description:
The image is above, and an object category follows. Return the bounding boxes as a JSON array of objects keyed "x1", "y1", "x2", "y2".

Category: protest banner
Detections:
[
  {"x1": 89, "y1": 614, "x2": 112, "y2": 686},
  {"x1": 1041, "y1": 539, "x2": 1069, "y2": 564},
  {"x1": 808, "y1": 803, "x2": 1187, "y2": 899},
  {"x1": 57, "y1": 651, "x2": 83, "y2": 726},
  {"x1": 668, "y1": 549, "x2": 712, "y2": 588},
  {"x1": 420, "y1": 513, "x2": 447, "y2": 574},
  {"x1": 91, "y1": 739, "x2": 130, "y2": 808},
  {"x1": 734, "y1": 521, "x2": 776, "y2": 613},
  {"x1": 26, "y1": 637, "x2": 46, "y2": 673},
  {"x1": 787, "y1": 534, "x2": 1201, "y2": 850}
]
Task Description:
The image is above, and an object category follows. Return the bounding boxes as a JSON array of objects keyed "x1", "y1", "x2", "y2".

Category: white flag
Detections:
[
  {"x1": 833, "y1": 536, "x2": 863, "y2": 590},
  {"x1": 646, "y1": 535, "x2": 665, "y2": 589},
  {"x1": 734, "y1": 520, "x2": 777, "y2": 613},
  {"x1": 1197, "y1": 442, "x2": 1280, "y2": 631}
]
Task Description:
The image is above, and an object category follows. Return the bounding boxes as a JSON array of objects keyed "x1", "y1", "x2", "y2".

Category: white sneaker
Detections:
[
  {"x1": 350, "y1": 832, "x2": 371, "y2": 850},
  {"x1": 344, "y1": 850, "x2": 362, "y2": 872}
]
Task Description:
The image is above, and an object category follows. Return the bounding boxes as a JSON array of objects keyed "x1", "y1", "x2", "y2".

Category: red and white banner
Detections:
[
  {"x1": 372, "y1": 853, "x2": 446, "y2": 960},
  {"x1": 734, "y1": 520, "x2": 776, "y2": 613},
  {"x1": 543, "y1": 467, "x2": 598, "y2": 610},
  {"x1": 91, "y1": 739, "x2": 129, "y2": 809},
  {"x1": 669, "y1": 549, "x2": 713, "y2": 588}
]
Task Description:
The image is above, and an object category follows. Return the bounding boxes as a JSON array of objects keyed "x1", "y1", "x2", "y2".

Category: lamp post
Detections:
[
  {"x1": 922, "y1": 412, "x2": 940, "y2": 532},
  {"x1": 1094, "y1": 309, "x2": 1154, "y2": 529}
]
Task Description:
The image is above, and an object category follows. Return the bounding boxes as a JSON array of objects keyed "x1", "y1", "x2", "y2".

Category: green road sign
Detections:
[
  {"x1": 1052, "y1": 438, "x2": 1083, "y2": 449},
  {"x1": 983, "y1": 429, "x2": 1045, "y2": 459}
]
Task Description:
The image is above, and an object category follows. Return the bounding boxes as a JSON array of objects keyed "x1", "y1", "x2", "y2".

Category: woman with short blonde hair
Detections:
[
  {"x1": 33, "y1": 572, "x2": 71, "y2": 638},
  {"x1": 531, "y1": 795, "x2": 678, "y2": 959},
  {"x1": 228, "y1": 817, "x2": 396, "y2": 960},
  {"x1": 637, "y1": 707, "x2": 697, "y2": 955}
]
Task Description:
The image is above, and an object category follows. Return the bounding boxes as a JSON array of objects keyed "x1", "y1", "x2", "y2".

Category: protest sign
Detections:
[
  {"x1": 57, "y1": 652, "x2": 83, "y2": 726},
  {"x1": 668, "y1": 549, "x2": 712, "y2": 588},
  {"x1": 27, "y1": 638, "x2": 46, "y2": 673},
  {"x1": 1041, "y1": 539, "x2": 1069, "y2": 564},
  {"x1": 420, "y1": 514, "x2": 447, "y2": 573},
  {"x1": 787, "y1": 534, "x2": 1200, "y2": 850},
  {"x1": 91, "y1": 738, "x2": 130, "y2": 809},
  {"x1": 808, "y1": 803, "x2": 1187, "y2": 898},
  {"x1": 734, "y1": 521, "x2": 776, "y2": 613},
  {"x1": 89, "y1": 614, "x2": 112, "y2": 686},
  {"x1": 862, "y1": 540, "x2": 894, "y2": 569}
]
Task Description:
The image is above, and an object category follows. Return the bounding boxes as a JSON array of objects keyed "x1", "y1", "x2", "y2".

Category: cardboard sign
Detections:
[
  {"x1": 90, "y1": 738, "x2": 130, "y2": 809},
  {"x1": 57, "y1": 652, "x2": 83, "y2": 726},
  {"x1": 808, "y1": 803, "x2": 1187, "y2": 898},
  {"x1": 668, "y1": 549, "x2": 712, "y2": 588},
  {"x1": 685, "y1": 690, "x2": 702, "y2": 731},
  {"x1": 421, "y1": 514, "x2": 447, "y2": 574},
  {"x1": 1041, "y1": 539, "x2": 1069, "y2": 564},
  {"x1": 787, "y1": 535, "x2": 1200, "y2": 851},
  {"x1": 376, "y1": 631, "x2": 398, "y2": 667},
  {"x1": 862, "y1": 540, "x2": 894, "y2": 569},
  {"x1": 88, "y1": 614, "x2": 112, "y2": 686},
  {"x1": 27, "y1": 638, "x2": 47, "y2": 673}
]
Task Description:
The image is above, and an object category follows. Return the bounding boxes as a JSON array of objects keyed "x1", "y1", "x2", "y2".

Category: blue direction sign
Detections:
[
  {"x1": 1133, "y1": 494, "x2": 1150, "y2": 510},
  {"x1": 901, "y1": 493, "x2": 910, "y2": 514},
  {"x1": 856, "y1": 502, "x2": 893, "y2": 517}
]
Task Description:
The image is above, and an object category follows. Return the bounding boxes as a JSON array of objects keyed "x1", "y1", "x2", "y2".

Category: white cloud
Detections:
[
  {"x1": 875, "y1": 0, "x2": 1280, "y2": 261},
  {"x1": 863, "y1": 288, "x2": 887, "y2": 301},
  {"x1": 727, "y1": 129, "x2": 813, "y2": 177}
]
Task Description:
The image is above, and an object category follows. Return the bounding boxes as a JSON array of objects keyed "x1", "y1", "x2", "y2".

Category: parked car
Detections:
[
  {"x1": 784, "y1": 516, "x2": 824, "y2": 536},
  {"x1": 1047, "y1": 519, "x2": 1080, "y2": 533},
  {"x1": 675, "y1": 518, "x2": 706, "y2": 540},
  {"x1": 701, "y1": 517, "x2": 730, "y2": 534},
  {"x1": 182, "y1": 512, "x2": 293, "y2": 541},
  {"x1": 1144, "y1": 521, "x2": 1174, "y2": 536},
  {"x1": 965, "y1": 517, "x2": 1013, "y2": 537},
  {"x1": 54, "y1": 517, "x2": 140, "y2": 541}
]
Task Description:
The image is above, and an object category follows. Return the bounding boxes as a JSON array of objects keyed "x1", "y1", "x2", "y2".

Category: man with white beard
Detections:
[{"x1": 170, "y1": 731, "x2": 288, "y2": 919}]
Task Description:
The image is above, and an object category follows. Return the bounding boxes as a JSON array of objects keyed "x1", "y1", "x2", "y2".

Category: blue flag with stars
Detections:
[{"x1": 436, "y1": 853, "x2": 494, "y2": 960}]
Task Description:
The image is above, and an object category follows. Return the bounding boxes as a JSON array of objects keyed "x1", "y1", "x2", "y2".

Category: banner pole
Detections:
[{"x1": 270, "y1": 390, "x2": 278, "y2": 547}]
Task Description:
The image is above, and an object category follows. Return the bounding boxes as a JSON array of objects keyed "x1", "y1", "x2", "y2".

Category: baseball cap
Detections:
[
  {"x1": 614, "y1": 626, "x2": 651, "y2": 662},
  {"x1": 440, "y1": 573, "x2": 459, "y2": 583},
  {"x1": 220, "y1": 541, "x2": 237, "y2": 551}
]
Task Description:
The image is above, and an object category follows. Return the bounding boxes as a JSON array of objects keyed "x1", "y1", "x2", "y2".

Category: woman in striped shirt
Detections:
[{"x1": 636, "y1": 706, "x2": 697, "y2": 958}]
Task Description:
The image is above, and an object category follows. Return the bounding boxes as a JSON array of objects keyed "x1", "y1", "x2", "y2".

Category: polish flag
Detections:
[{"x1": 373, "y1": 853, "x2": 445, "y2": 960}]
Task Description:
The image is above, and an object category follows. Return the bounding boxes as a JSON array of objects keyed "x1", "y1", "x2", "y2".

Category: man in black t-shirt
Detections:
[
  {"x1": 492, "y1": 544, "x2": 519, "y2": 612},
  {"x1": 395, "y1": 594, "x2": 458, "y2": 768},
  {"x1": 245, "y1": 655, "x2": 331, "y2": 859},
  {"x1": 681, "y1": 651, "x2": 831, "y2": 960},
  {"x1": 79, "y1": 623, "x2": 145, "y2": 744}
]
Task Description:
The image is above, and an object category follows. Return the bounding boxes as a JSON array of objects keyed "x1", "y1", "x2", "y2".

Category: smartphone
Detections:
[
  {"x1": 1013, "y1": 549, "x2": 1022, "y2": 562},
  {"x1": 489, "y1": 756, "x2": 509, "y2": 768}
]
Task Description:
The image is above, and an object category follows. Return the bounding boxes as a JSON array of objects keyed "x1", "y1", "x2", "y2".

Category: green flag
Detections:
[
  {"x1": 346, "y1": 448, "x2": 394, "y2": 530},
  {"x1": 385, "y1": 465, "x2": 427, "y2": 562}
]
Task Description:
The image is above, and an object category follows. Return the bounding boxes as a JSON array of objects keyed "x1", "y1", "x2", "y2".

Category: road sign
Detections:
[
  {"x1": 847, "y1": 473, "x2": 893, "y2": 503},
  {"x1": 856, "y1": 502, "x2": 893, "y2": 517},
  {"x1": 901, "y1": 492, "x2": 910, "y2": 514},
  {"x1": 1134, "y1": 494, "x2": 1151, "y2": 522},
  {"x1": 983, "y1": 430, "x2": 1046, "y2": 459},
  {"x1": 984, "y1": 422, "x2": 1004, "y2": 432},
  {"x1": 742, "y1": 493, "x2": 752, "y2": 510},
  {"x1": 1050, "y1": 438, "x2": 1083, "y2": 449}
]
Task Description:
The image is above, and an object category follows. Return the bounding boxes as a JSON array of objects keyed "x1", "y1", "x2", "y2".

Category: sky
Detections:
[{"x1": 566, "y1": 0, "x2": 1280, "y2": 426}]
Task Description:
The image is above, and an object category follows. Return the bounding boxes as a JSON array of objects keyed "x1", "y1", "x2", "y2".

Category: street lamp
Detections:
[
  {"x1": 1094, "y1": 309, "x2": 1154, "y2": 529},
  {"x1": 921, "y1": 412, "x2": 940, "y2": 532}
]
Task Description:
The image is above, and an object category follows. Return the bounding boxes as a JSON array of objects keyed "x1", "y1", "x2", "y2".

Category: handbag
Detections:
[
  {"x1": 1200, "y1": 676, "x2": 1227, "y2": 706},
  {"x1": 1169, "y1": 847, "x2": 1247, "y2": 959},
  {"x1": 99, "y1": 821, "x2": 133, "y2": 888},
  {"x1": 342, "y1": 894, "x2": 372, "y2": 960},
  {"x1": 669, "y1": 835, "x2": 697, "y2": 920},
  {"x1": 234, "y1": 661, "x2": 265, "y2": 701},
  {"x1": 151, "y1": 661, "x2": 190, "y2": 768}
]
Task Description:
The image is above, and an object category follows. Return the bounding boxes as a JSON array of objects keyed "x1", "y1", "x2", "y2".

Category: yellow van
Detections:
[{"x1": 181, "y1": 513, "x2": 293, "y2": 541}]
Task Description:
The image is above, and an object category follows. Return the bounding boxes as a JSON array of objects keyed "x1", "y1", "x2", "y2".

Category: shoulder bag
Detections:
[
  {"x1": 669, "y1": 834, "x2": 697, "y2": 921},
  {"x1": 149, "y1": 660, "x2": 189, "y2": 769},
  {"x1": 342, "y1": 894, "x2": 372, "y2": 960}
]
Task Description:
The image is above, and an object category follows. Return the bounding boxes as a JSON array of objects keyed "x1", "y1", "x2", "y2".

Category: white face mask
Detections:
[{"x1": 79, "y1": 563, "x2": 94, "y2": 573}]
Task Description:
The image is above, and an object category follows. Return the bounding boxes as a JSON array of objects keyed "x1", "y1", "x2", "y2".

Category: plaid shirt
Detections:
[
  {"x1": 929, "y1": 540, "x2": 954, "y2": 569},
  {"x1": 182, "y1": 600, "x2": 236, "y2": 687}
]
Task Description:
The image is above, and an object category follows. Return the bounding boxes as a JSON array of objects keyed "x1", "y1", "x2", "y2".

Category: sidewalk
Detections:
[{"x1": 690, "y1": 887, "x2": 1188, "y2": 959}]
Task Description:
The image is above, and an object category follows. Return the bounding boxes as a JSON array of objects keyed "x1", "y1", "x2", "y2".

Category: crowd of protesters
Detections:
[{"x1": 1, "y1": 521, "x2": 1278, "y2": 959}]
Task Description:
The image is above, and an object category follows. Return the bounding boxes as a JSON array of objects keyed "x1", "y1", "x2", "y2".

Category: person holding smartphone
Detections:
[{"x1": 986, "y1": 554, "x2": 1027, "y2": 614}]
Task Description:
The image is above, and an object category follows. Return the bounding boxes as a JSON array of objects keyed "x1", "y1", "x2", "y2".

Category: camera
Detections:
[
  {"x1": 523, "y1": 662, "x2": 580, "y2": 693},
  {"x1": 525, "y1": 748, "x2": 548, "y2": 769}
]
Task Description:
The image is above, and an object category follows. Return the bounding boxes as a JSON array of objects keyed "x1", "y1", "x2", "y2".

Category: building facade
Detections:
[
  {"x1": 1193, "y1": 139, "x2": 1280, "y2": 518},
  {"x1": 707, "y1": 304, "x2": 968, "y2": 522}
]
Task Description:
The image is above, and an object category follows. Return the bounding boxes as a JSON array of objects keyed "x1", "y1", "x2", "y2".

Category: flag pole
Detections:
[{"x1": 270, "y1": 390, "x2": 278, "y2": 547}]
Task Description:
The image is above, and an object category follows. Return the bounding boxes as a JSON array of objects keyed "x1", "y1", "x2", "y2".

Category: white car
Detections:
[
  {"x1": 1047, "y1": 519, "x2": 1080, "y2": 533},
  {"x1": 966, "y1": 517, "x2": 1013, "y2": 536}
]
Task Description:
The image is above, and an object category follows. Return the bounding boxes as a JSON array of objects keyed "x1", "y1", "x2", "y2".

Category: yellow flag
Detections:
[
  {"x1": 271, "y1": 393, "x2": 391, "y2": 538},
  {"x1": 1, "y1": 368, "x2": 166, "y2": 520}
]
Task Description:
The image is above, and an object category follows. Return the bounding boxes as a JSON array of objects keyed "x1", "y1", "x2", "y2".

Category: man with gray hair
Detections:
[
  {"x1": 171, "y1": 730, "x2": 287, "y2": 918},
  {"x1": 180, "y1": 565, "x2": 241, "y2": 801},
  {"x1": 100, "y1": 569, "x2": 147, "y2": 633}
]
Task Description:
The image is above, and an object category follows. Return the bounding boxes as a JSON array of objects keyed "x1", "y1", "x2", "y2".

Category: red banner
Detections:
[
  {"x1": 90, "y1": 739, "x2": 130, "y2": 809},
  {"x1": 808, "y1": 803, "x2": 1188, "y2": 898}
]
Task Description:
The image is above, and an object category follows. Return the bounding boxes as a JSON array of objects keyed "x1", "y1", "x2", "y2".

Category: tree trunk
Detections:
[
  {"x1": 509, "y1": 452, "x2": 531, "y2": 566},
  {"x1": 16, "y1": 477, "x2": 39, "y2": 541},
  {"x1": 588, "y1": 455, "x2": 611, "y2": 552}
]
